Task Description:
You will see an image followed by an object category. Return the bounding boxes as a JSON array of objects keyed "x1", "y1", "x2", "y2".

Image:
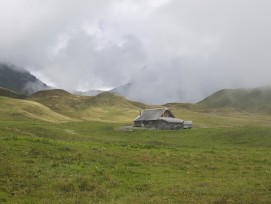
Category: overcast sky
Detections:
[{"x1": 1, "y1": 0, "x2": 271, "y2": 104}]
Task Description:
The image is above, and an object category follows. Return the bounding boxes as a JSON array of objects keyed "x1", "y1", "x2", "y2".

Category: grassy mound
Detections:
[
  {"x1": 198, "y1": 87, "x2": 271, "y2": 114},
  {"x1": 0, "y1": 87, "x2": 26, "y2": 99},
  {"x1": 88, "y1": 92, "x2": 147, "y2": 108},
  {"x1": 0, "y1": 96, "x2": 73, "y2": 122},
  {"x1": 28, "y1": 89, "x2": 92, "y2": 113},
  {"x1": 78, "y1": 92, "x2": 150, "y2": 122}
]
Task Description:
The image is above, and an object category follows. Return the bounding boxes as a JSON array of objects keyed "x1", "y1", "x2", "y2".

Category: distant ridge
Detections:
[
  {"x1": 88, "y1": 91, "x2": 147, "y2": 109},
  {"x1": 110, "y1": 83, "x2": 132, "y2": 96},
  {"x1": 0, "y1": 87, "x2": 26, "y2": 99},
  {"x1": 73, "y1": 83, "x2": 133, "y2": 97},
  {"x1": 30, "y1": 89, "x2": 72, "y2": 98},
  {"x1": 197, "y1": 86, "x2": 271, "y2": 114}
]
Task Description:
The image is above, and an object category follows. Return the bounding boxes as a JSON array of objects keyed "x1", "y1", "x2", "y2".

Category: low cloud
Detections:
[{"x1": 1, "y1": 0, "x2": 271, "y2": 103}]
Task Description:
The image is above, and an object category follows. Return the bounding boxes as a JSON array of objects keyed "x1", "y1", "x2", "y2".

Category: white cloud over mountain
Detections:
[{"x1": 1, "y1": 0, "x2": 271, "y2": 103}]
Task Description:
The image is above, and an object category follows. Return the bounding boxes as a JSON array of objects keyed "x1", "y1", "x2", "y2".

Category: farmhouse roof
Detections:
[{"x1": 134, "y1": 108, "x2": 176, "y2": 121}]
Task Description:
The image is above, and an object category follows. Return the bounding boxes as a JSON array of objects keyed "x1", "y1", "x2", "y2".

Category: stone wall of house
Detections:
[{"x1": 134, "y1": 120, "x2": 183, "y2": 130}]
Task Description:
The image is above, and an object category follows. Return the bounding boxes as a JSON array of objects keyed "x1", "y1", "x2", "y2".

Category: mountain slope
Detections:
[
  {"x1": 74, "y1": 83, "x2": 133, "y2": 97},
  {"x1": 81, "y1": 92, "x2": 150, "y2": 122},
  {"x1": 27, "y1": 90, "x2": 150, "y2": 122},
  {"x1": 0, "y1": 87, "x2": 26, "y2": 99},
  {"x1": 163, "y1": 102, "x2": 196, "y2": 110},
  {"x1": 198, "y1": 87, "x2": 271, "y2": 114},
  {"x1": 0, "y1": 96, "x2": 72, "y2": 122},
  {"x1": 29, "y1": 90, "x2": 148, "y2": 109},
  {"x1": 110, "y1": 83, "x2": 132, "y2": 96},
  {"x1": 27, "y1": 89, "x2": 92, "y2": 115},
  {"x1": 87, "y1": 92, "x2": 147, "y2": 108},
  {"x1": 0, "y1": 63, "x2": 48, "y2": 95}
]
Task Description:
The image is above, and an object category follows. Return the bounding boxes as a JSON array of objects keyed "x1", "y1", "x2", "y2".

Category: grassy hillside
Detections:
[
  {"x1": 198, "y1": 87, "x2": 271, "y2": 114},
  {"x1": 27, "y1": 90, "x2": 150, "y2": 122},
  {"x1": 80, "y1": 92, "x2": 150, "y2": 122},
  {"x1": 1, "y1": 87, "x2": 271, "y2": 203},
  {"x1": 0, "y1": 89, "x2": 150, "y2": 123},
  {"x1": 23, "y1": 87, "x2": 271, "y2": 125},
  {"x1": 0, "y1": 96, "x2": 72, "y2": 122},
  {"x1": 0, "y1": 87, "x2": 26, "y2": 99},
  {"x1": 27, "y1": 89, "x2": 90, "y2": 113},
  {"x1": 4, "y1": 87, "x2": 271, "y2": 127},
  {"x1": 163, "y1": 102, "x2": 197, "y2": 110},
  {"x1": 6, "y1": 87, "x2": 271, "y2": 125},
  {"x1": 87, "y1": 92, "x2": 147, "y2": 109}
]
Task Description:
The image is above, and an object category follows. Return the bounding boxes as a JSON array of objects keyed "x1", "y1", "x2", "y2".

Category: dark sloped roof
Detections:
[
  {"x1": 134, "y1": 109, "x2": 166, "y2": 121},
  {"x1": 134, "y1": 108, "x2": 176, "y2": 121},
  {"x1": 159, "y1": 117, "x2": 184, "y2": 123}
]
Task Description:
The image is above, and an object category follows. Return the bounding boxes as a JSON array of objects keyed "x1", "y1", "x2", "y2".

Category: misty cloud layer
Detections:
[{"x1": 1, "y1": 0, "x2": 271, "y2": 104}]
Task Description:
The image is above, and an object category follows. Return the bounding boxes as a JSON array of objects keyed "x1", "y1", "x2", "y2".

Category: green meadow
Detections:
[{"x1": 0, "y1": 90, "x2": 271, "y2": 203}]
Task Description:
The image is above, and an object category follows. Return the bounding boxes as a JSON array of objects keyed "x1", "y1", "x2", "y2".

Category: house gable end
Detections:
[{"x1": 162, "y1": 110, "x2": 175, "y2": 118}]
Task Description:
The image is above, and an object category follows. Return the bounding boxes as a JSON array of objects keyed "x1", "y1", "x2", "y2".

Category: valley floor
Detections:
[{"x1": 0, "y1": 117, "x2": 271, "y2": 203}]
